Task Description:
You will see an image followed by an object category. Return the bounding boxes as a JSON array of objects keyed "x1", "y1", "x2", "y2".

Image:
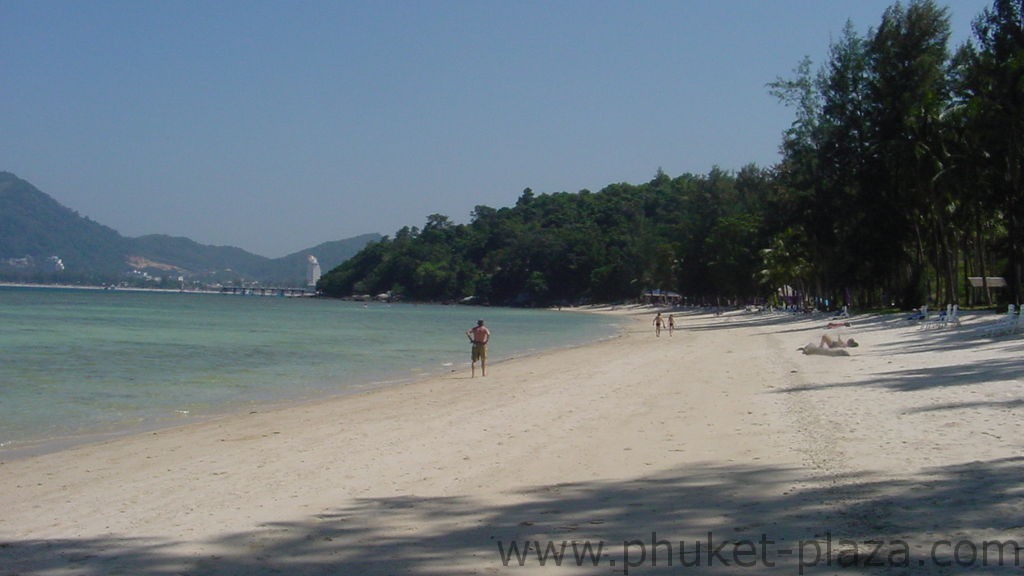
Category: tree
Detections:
[
  {"x1": 816, "y1": 21, "x2": 872, "y2": 295},
  {"x1": 957, "y1": 0, "x2": 1024, "y2": 303},
  {"x1": 864, "y1": 0, "x2": 954, "y2": 305},
  {"x1": 760, "y1": 228, "x2": 812, "y2": 307}
]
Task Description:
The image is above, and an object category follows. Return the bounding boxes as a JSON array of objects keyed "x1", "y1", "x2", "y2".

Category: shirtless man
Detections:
[{"x1": 466, "y1": 319, "x2": 491, "y2": 377}]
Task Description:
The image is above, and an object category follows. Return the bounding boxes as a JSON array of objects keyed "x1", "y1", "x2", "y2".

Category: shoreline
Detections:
[
  {"x1": 0, "y1": 302, "x2": 627, "y2": 462},
  {"x1": 2, "y1": 307, "x2": 1022, "y2": 574}
]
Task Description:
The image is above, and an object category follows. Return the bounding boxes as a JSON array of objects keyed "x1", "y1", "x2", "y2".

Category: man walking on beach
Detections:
[{"x1": 467, "y1": 319, "x2": 491, "y2": 377}]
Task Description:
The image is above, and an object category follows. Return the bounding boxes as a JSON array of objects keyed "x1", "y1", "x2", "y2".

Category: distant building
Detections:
[
  {"x1": 3, "y1": 256, "x2": 33, "y2": 269},
  {"x1": 306, "y1": 255, "x2": 321, "y2": 287},
  {"x1": 46, "y1": 256, "x2": 65, "y2": 272}
]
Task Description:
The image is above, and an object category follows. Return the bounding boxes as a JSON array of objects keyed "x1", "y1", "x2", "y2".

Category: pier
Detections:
[{"x1": 219, "y1": 286, "x2": 317, "y2": 297}]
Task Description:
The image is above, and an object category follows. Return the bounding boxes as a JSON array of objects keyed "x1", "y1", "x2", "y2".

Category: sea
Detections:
[{"x1": 0, "y1": 285, "x2": 620, "y2": 455}]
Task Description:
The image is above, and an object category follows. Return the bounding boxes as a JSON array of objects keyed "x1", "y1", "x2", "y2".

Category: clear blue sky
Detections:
[{"x1": 2, "y1": 0, "x2": 991, "y2": 257}]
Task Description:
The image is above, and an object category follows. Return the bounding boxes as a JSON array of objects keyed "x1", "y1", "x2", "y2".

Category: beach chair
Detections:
[
  {"x1": 1013, "y1": 308, "x2": 1024, "y2": 335},
  {"x1": 1004, "y1": 305, "x2": 1019, "y2": 335},
  {"x1": 915, "y1": 304, "x2": 932, "y2": 328},
  {"x1": 984, "y1": 304, "x2": 1017, "y2": 337},
  {"x1": 924, "y1": 304, "x2": 950, "y2": 329},
  {"x1": 944, "y1": 304, "x2": 961, "y2": 328}
]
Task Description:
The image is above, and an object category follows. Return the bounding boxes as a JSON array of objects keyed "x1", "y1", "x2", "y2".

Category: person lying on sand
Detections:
[
  {"x1": 819, "y1": 333, "x2": 858, "y2": 348},
  {"x1": 798, "y1": 333, "x2": 859, "y2": 356},
  {"x1": 799, "y1": 344, "x2": 851, "y2": 356}
]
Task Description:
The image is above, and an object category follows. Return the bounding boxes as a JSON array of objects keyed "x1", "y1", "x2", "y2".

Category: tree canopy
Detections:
[{"x1": 320, "y1": 0, "x2": 1024, "y2": 309}]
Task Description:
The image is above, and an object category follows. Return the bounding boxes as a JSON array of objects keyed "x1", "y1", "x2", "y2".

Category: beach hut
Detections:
[
  {"x1": 968, "y1": 276, "x2": 1006, "y2": 306},
  {"x1": 641, "y1": 289, "x2": 681, "y2": 306}
]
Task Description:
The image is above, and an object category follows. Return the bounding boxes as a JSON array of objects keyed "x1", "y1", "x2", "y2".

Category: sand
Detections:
[{"x1": 1, "y1": 306, "x2": 1022, "y2": 574}]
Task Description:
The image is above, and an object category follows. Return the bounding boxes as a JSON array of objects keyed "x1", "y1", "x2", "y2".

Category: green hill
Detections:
[
  {"x1": 0, "y1": 172, "x2": 379, "y2": 286},
  {"x1": 0, "y1": 172, "x2": 128, "y2": 279},
  {"x1": 128, "y1": 234, "x2": 269, "y2": 276},
  {"x1": 251, "y1": 236, "x2": 385, "y2": 285}
]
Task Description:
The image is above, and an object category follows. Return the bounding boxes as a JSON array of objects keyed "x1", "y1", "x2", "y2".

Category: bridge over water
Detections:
[{"x1": 218, "y1": 286, "x2": 316, "y2": 297}]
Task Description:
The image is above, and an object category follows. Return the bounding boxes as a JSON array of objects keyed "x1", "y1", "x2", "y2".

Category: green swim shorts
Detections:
[{"x1": 471, "y1": 343, "x2": 487, "y2": 362}]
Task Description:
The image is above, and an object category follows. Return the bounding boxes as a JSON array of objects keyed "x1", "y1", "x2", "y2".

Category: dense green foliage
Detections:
[
  {"x1": 321, "y1": 0, "x2": 1024, "y2": 309},
  {"x1": 768, "y1": 0, "x2": 1024, "y2": 308},
  {"x1": 319, "y1": 168, "x2": 778, "y2": 305}
]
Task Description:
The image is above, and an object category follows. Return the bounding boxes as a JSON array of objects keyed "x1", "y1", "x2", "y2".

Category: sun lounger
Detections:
[
  {"x1": 911, "y1": 304, "x2": 929, "y2": 328},
  {"x1": 945, "y1": 304, "x2": 961, "y2": 328},
  {"x1": 924, "y1": 304, "x2": 951, "y2": 329},
  {"x1": 984, "y1": 304, "x2": 1018, "y2": 337}
]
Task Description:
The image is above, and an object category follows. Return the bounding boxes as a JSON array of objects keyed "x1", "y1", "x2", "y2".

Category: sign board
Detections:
[{"x1": 968, "y1": 276, "x2": 1007, "y2": 288}]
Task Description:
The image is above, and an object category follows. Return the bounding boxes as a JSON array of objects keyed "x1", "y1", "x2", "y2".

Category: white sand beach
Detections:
[{"x1": 2, "y1": 307, "x2": 1022, "y2": 574}]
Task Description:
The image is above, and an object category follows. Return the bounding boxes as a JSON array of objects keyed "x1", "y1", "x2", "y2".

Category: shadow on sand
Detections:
[
  {"x1": 4, "y1": 310, "x2": 1023, "y2": 574},
  {"x1": 4, "y1": 456, "x2": 1024, "y2": 574}
]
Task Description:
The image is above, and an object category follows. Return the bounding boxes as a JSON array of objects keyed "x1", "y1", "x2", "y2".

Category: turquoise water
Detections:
[{"x1": 0, "y1": 286, "x2": 619, "y2": 452}]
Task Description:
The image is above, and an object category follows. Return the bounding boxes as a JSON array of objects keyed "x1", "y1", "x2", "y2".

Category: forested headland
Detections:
[{"x1": 318, "y1": 0, "x2": 1024, "y2": 310}]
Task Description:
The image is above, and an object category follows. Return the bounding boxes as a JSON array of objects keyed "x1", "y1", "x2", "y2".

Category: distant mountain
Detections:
[
  {"x1": 125, "y1": 234, "x2": 272, "y2": 280},
  {"x1": 252, "y1": 236, "x2": 384, "y2": 285},
  {"x1": 0, "y1": 172, "x2": 128, "y2": 276},
  {"x1": 0, "y1": 172, "x2": 380, "y2": 286}
]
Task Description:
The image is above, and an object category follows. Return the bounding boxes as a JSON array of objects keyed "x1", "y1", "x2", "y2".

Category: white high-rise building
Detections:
[{"x1": 306, "y1": 255, "x2": 321, "y2": 287}]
